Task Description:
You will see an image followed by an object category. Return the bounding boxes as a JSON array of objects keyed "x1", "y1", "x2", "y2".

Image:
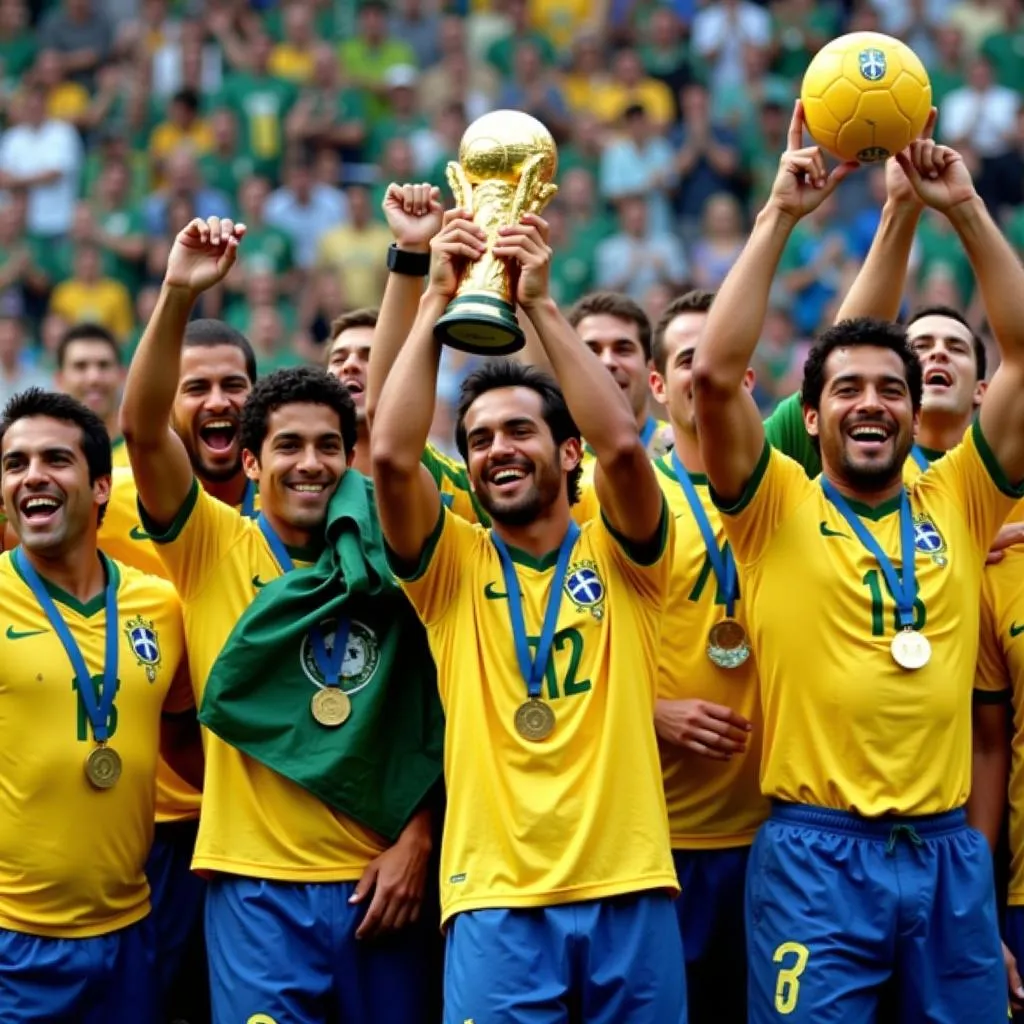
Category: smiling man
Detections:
[{"x1": 120, "y1": 215, "x2": 441, "y2": 1024}]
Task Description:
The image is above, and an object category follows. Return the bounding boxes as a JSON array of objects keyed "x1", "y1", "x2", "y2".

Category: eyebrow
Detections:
[
  {"x1": 270, "y1": 431, "x2": 343, "y2": 444},
  {"x1": 830, "y1": 373, "x2": 907, "y2": 389},
  {"x1": 180, "y1": 373, "x2": 250, "y2": 387},
  {"x1": 467, "y1": 416, "x2": 537, "y2": 439},
  {"x1": 2, "y1": 444, "x2": 78, "y2": 464}
]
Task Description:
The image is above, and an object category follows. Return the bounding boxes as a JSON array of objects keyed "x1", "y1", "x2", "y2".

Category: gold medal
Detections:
[
  {"x1": 891, "y1": 629, "x2": 931, "y2": 671},
  {"x1": 311, "y1": 687, "x2": 351, "y2": 727},
  {"x1": 85, "y1": 745, "x2": 122, "y2": 790},
  {"x1": 514, "y1": 699, "x2": 555, "y2": 742},
  {"x1": 706, "y1": 619, "x2": 751, "y2": 670}
]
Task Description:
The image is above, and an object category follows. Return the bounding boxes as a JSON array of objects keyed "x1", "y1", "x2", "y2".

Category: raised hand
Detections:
[
  {"x1": 770, "y1": 101, "x2": 858, "y2": 222},
  {"x1": 382, "y1": 182, "x2": 444, "y2": 253},
  {"x1": 164, "y1": 216, "x2": 246, "y2": 296},
  {"x1": 885, "y1": 106, "x2": 937, "y2": 209},
  {"x1": 895, "y1": 138, "x2": 978, "y2": 213},
  {"x1": 427, "y1": 207, "x2": 486, "y2": 301},
  {"x1": 492, "y1": 213, "x2": 552, "y2": 309}
]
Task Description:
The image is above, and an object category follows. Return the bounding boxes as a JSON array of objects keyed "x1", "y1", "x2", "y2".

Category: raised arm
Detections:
[
  {"x1": 120, "y1": 217, "x2": 245, "y2": 528},
  {"x1": 492, "y1": 215, "x2": 661, "y2": 545},
  {"x1": 898, "y1": 141, "x2": 1024, "y2": 483},
  {"x1": 693, "y1": 103, "x2": 856, "y2": 502},
  {"x1": 371, "y1": 212, "x2": 485, "y2": 563}
]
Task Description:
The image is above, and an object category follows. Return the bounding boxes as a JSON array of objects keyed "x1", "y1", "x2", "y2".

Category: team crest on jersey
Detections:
[
  {"x1": 300, "y1": 618, "x2": 380, "y2": 693},
  {"x1": 858, "y1": 48, "x2": 887, "y2": 81},
  {"x1": 125, "y1": 615, "x2": 161, "y2": 682},
  {"x1": 913, "y1": 515, "x2": 948, "y2": 567},
  {"x1": 564, "y1": 562, "x2": 606, "y2": 620}
]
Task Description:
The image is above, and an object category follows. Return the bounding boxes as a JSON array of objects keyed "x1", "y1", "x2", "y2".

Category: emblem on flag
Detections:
[
  {"x1": 565, "y1": 562, "x2": 606, "y2": 620},
  {"x1": 913, "y1": 516, "x2": 947, "y2": 567},
  {"x1": 300, "y1": 618, "x2": 381, "y2": 694},
  {"x1": 125, "y1": 615, "x2": 161, "y2": 682},
  {"x1": 858, "y1": 48, "x2": 887, "y2": 81}
]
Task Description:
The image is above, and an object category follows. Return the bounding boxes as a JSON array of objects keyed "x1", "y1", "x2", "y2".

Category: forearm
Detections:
[{"x1": 835, "y1": 201, "x2": 921, "y2": 323}]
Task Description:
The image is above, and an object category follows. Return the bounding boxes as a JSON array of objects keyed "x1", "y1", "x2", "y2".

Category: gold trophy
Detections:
[{"x1": 434, "y1": 110, "x2": 559, "y2": 355}]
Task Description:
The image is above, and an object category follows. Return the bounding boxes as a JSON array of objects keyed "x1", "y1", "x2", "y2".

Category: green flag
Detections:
[{"x1": 199, "y1": 470, "x2": 444, "y2": 842}]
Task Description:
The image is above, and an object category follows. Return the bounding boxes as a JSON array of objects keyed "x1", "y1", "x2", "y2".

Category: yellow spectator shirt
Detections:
[
  {"x1": 396, "y1": 506, "x2": 678, "y2": 925},
  {"x1": 140, "y1": 481, "x2": 388, "y2": 880},
  {"x1": 50, "y1": 279, "x2": 134, "y2": 343},
  {"x1": 717, "y1": 423, "x2": 1021, "y2": 816},
  {"x1": 0, "y1": 553, "x2": 190, "y2": 937}
]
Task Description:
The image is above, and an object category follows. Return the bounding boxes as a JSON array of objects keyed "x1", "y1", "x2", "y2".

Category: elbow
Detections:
[
  {"x1": 692, "y1": 356, "x2": 734, "y2": 399},
  {"x1": 369, "y1": 436, "x2": 421, "y2": 482}
]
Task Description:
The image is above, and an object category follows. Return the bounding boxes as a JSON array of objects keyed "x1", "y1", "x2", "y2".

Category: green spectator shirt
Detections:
[
  {"x1": 197, "y1": 151, "x2": 257, "y2": 201},
  {"x1": 981, "y1": 30, "x2": 1024, "y2": 92},
  {"x1": 217, "y1": 73, "x2": 299, "y2": 178}
]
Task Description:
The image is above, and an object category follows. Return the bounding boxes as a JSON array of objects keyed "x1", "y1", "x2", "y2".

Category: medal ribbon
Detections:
[
  {"x1": 910, "y1": 445, "x2": 929, "y2": 472},
  {"x1": 672, "y1": 451, "x2": 739, "y2": 618},
  {"x1": 258, "y1": 514, "x2": 349, "y2": 686},
  {"x1": 240, "y1": 479, "x2": 257, "y2": 519},
  {"x1": 640, "y1": 416, "x2": 657, "y2": 451},
  {"x1": 491, "y1": 522, "x2": 580, "y2": 700},
  {"x1": 15, "y1": 548, "x2": 119, "y2": 742},
  {"x1": 820, "y1": 480, "x2": 918, "y2": 630}
]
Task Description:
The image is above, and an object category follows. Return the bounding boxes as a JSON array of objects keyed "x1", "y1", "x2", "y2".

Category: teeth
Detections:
[
  {"x1": 292, "y1": 484, "x2": 324, "y2": 492},
  {"x1": 493, "y1": 469, "x2": 526, "y2": 483},
  {"x1": 203, "y1": 420, "x2": 234, "y2": 431},
  {"x1": 851, "y1": 428, "x2": 887, "y2": 440},
  {"x1": 25, "y1": 497, "x2": 58, "y2": 510}
]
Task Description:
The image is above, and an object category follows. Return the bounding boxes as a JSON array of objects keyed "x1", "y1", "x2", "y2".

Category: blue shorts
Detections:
[
  {"x1": 205, "y1": 875, "x2": 434, "y2": 1024},
  {"x1": 145, "y1": 818, "x2": 207, "y2": 1017},
  {"x1": 747, "y1": 803, "x2": 1004, "y2": 1024},
  {"x1": 0, "y1": 917, "x2": 155, "y2": 1023},
  {"x1": 443, "y1": 892, "x2": 687, "y2": 1024},
  {"x1": 673, "y1": 847, "x2": 748, "y2": 1024}
]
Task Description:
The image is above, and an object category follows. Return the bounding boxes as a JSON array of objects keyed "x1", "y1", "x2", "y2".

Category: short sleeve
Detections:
[
  {"x1": 591, "y1": 498, "x2": 674, "y2": 607},
  {"x1": 713, "y1": 443, "x2": 813, "y2": 565},
  {"x1": 420, "y1": 444, "x2": 486, "y2": 525},
  {"x1": 763, "y1": 392, "x2": 822, "y2": 478},
  {"x1": 976, "y1": 577, "x2": 1011, "y2": 699}
]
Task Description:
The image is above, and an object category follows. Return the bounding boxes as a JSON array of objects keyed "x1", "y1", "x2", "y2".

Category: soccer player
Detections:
[
  {"x1": 372, "y1": 210, "x2": 685, "y2": 1021},
  {"x1": 54, "y1": 323, "x2": 128, "y2": 467},
  {"x1": 693, "y1": 104, "x2": 1024, "y2": 1022},
  {"x1": 0, "y1": 388, "x2": 198, "y2": 1022},
  {"x1": 121, "y1": 215, "x2": 438, "y2": 1024}
]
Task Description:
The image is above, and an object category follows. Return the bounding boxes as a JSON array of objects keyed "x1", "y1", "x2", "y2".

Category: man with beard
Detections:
[
  {"x1": 372, "y1": 210, "x2": 685, "y2": 1021},
  {"x1": 54, "y1": 324, "x2": 128, "y2": 467},
  {"x1": 693, "y1": 104, "x2": 1024, "y2": 1022},
  {"x1": 121, "y1": 215, "x2": 440, "y2": 1024}
]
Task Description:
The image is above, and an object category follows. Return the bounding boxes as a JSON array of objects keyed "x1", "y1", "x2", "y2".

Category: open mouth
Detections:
[
  {"x1": 923, "y1": 367, "x2": 953, "y2": 390},
  {"x1": 287, "y1": 482, "x2": 328, "y2": 499},
  {"x1": 488, "y1": 465, "x2": 530, "y2": 492},
  {"x1": 342, "y1": 379, "x2": 365, "y2": 399},
  {"x1": 19, "y1": 493, "x2": 62, "y2": 525},
  {"x1": 846, "y1": 423, "x2": 892, "y2": 452},
  {"x1": 198, "y1": 419, "x2": 238, "y2": 453}
]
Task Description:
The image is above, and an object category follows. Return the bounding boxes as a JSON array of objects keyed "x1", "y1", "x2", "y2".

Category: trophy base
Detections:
[{"x1": 434, "y1": 294, "x2": 524, "y2": 356}]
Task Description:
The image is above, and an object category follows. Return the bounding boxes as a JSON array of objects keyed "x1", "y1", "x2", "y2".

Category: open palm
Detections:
[{"x1": 165, "y1": 217, "x2": 246, "y2": 294}]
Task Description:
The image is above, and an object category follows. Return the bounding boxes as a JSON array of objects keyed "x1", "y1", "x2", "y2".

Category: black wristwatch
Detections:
[{"x1": 386, "y1": 243, "x2": 430, "y2": 276}]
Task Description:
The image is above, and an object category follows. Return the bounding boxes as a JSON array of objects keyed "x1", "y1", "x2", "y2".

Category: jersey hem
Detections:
[
  {"x1": 0, "y1": 901, "x2": 150, "y2": 939},
  {"x1": 387, "y1": 503, "x2": 446, "y2": 582},
  {"x1": 973, "y1": 419, "x2": 1024, "y2": 498},
  {"x1": 191, "y1": 857, "x2": 370, "y2": 883},
  {"x1": 670, "y1": 830, "x2": 760, "y2": 850},
  {"x1": 600, "y1": 497, "x2": 669, "y2": 566},
  {"x1": 137, "y1": 476, "x2": 200, "y2": 545},
  {"x1": 155, "y1": 809, "x2": 201, "y2": 824},
  {"x1": 711, "y1": 439, "x2": 771, "y2": 516}
]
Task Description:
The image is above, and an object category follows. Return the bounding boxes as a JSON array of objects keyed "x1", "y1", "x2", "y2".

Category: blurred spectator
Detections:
[
  {"x1": 770, "y1": 0, "x2": 839, "y2": 82},
  {"x1": 371, "y1": 137, "x2": 416, "y2": 214},
  {"x1": 420, "y1": 101, "x2": 468, "y2": 190},
  {"x1": 268, "y1": 1, "x2": 319, "y2": 84},
  {"x1": 526, "y1": 0, "x2": 605, "y2": 53},
  {"x1": 914, "y1": 208, "x2": 975, "y2": 307},
  {"x1": 297, "y1": 266, "x2": 348, "y2": 352},
  {"x1": 593, "y1": 47, "x2": 675, "y2": 128},
  {"x1": 390, "y1": 0, "x2": 442, "y2": 69},
  {"x1": 0, "y1": 314, "x2": 50, "y2": 405},
  {"x1": 39, "y1": 0, "x2": 113, "y2": 89},
  {"x1": 595, "y1": 193, "x2": 689, "y2": 300},
  {"x1": 496, "y1": 41, "x2": 570, "y2": 137},
  {"x1": 548, "y1": 167, "x2": 613, "y2": 304},
  {"x1": 315, "y1": 184, "x2": 392, "y2": 310},
  {"x1": 142, "y1": 146, "x2": 232, "y2": 237},
  {"x1": 31, "y1": 48, "x2": 89, "y2": 126},
  {"x1": 245, "y1": 298, "x2": 304, "y2": 373},
  {"x1": 947, "y1": 0, "x2": 1005, "y2": 53},
  {"x1": 689, "y1": 192, "x2": 746, "y2": 290},
  {"x1": 547, "y1": 204, "x2": 594, "y2": 306},
  {"x1": 562, "y1": 34, "x2": 613, "y2": 116},
  {"x1": 225, "y1": 175, "x2": 295, "y2": 309},
  {"x1": 0, "y1": 0, "x2": 38, "y2": 92},
  {"x1": 48, "y1": 243, "x2": 133, "y2": 342},
  {"x1": 485, "y1": 0, "x2": 557, "y2": 79},
  {"x1": 338, "y1": 0, "x2": 418, "y2": 115},
  {"x1": 752, "y1": 300, "x2": 806, "y2": 410},
  {"x1": 691, "y1": 0, "x2": 771, "y2": 93},
  {"x1": 368, "y1": 64, "x2": 431, "y2": 162},
  {"x1": 929, "y1": 25, "x2": 967, "y2": 110},
  {"x1": 638, "y1": 8, "x2": 696, "y2": 104},
  {"x1": 559, "y1": 111, "x2": 605, "y2": 180},
  {"x1": 75, "y1": 160, "x2": 147, "y2": 293},
  {"x1": 151, "y1": 18, "x2": 223, "y2": 99},
  {"x1": 0, "y1": 84, "x2": 82, "y2": 238},
  {"x1": 740, "y1": 98, "x2": 788, "y2": 209},
  {"x1": 418, "y1": 15, "x2": 499, "y2": 123},
  {"x1": 599, "y1": 103, "x2": 676, "y2": 235},
  {"x1": 0, "y1": 192, "x2": 47, "y2": 319},
  {"x1": 199, "y1": 107, "x2": 256, "y2": 200},
  {"x1": 713, "y1": 43, "x2": 793, "y2": 138},
  {"x1": 980, "y1": 0, "x2": 1024, "y2": 91},
  {"x1": 149, "y1": 88, "x2": 215, "y2": 183},
  {"x1": 265, "y1": 149, "x2": 347, "y2": 269}
]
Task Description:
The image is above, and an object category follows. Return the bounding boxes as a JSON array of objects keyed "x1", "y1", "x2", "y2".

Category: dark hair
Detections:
[
  {"x1": 330, "y1": 308, "x2": 379, "y2": 341},
  {"x1": 0, "y1": 388, "x2": 112, "y2": 523},
  {"x1": 183, "y1": 318, "x2": 258, "y2": 384},
  {"x1": 172, "y1": 87, "x2": 200, "y2": 113},
  {"x1": 906, "y1": 304, "x2": 987, "y2": 381},
  {"x1": 801, "y1": 317, "x2": 923, "y2": 413},
  {"x1": 652, "y1": 289, "x2": 715, "y2": 373},
  {"x1": 454, "y1": 360, "x2": 583, "y2": 505},
  {"x1": 567, "y1": 291, "x2": 652, "y2": 361},
  {"x1": 56, "y1": 323, "x2": 121, "y2": 369},
  {"x1": 240, "y1": 366, "x2": 357, "y2": 459}
]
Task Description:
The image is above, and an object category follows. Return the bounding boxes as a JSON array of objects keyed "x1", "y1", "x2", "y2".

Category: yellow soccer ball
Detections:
[{"x1": 800, "y1": 32, "x2": 932, "y2": 163}]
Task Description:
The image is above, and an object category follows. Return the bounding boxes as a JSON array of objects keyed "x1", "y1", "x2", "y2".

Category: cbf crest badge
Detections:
[
  {"x1": 858, "y1": 48, "x2": 887, "y2": 81},
  {"x1": 913, "y1": 515, "x2": 948, "y2": 567},
  {"x1": 564, "y1": 562, "x2": 606, "y2": 620},
  {"x1": 125, "y1": 615, "x2": 161, "y2": 682},
  {"x1": 300, "y1": 618, "x2": 381, "y2": 694}
]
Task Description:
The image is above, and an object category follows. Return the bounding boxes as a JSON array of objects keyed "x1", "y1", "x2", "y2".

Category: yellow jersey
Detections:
[
  {"x1": 0, "y1": 553, "x2": 190, "y2": 938},
  {"x1": 110, "y1": 436, "x2": 131, "y2": 470},
  {"x1": 98, "y1": 466, "x2": 260, "y2": 824},
  {"x1": 653, "y1": 456, "x2": 768, "y2": 848},
  {"x1": 717, "y1": 423, "x2": 1021, "y2": 816},
  {"x1": 422, "y1": 442, "x2": 484, "y2": 525},
  {"x1": 140, "y1": 479, "x2": 388, "y2": 880},
  {"x1": 396, "y1": 505, "x2": 678, "y2": 925}
]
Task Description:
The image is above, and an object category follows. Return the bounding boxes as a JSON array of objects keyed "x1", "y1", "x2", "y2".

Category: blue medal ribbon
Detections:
[
  {"x1": 258, "y1": 514, "x2": 349, "y2": 686},
  {"x1": 640, "y1": 416, "x2": 657, "y2": 452},
  {"x1": 240, "y1": 479, "x2": 257, "y2": 519},
  {"x1": 491, "y1": 522, "x2": 580, "y2": 700},
  {"x1": 15, "y1": 548, "x2": 119, "y2": 742},
  {"x1": 910, "y1": 445, "x2": 929, "y2": 472},
  {"x1": 820, "y1": 479, "x2": 918, "y2": 630},
  {"x1": 672, "y1": 452, "x2": 739, "y2": 618}
]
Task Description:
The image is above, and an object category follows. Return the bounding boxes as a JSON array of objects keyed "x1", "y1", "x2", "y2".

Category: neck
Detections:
[
  {"x1": 202, "y1": 472, "x2": 248, "y2": 507},
  {"x1": 669, "y1": 424, "x2": 704, "y2": 473},
  {"x1": 492, "y1": 501, "x2": 572, "y2": 560},
  {"x1": 23, "y1": 541, "x2": 105, "y2": 603},
  {"x1": 916, "y1": 410, "x2": 971, "y2": 455},
  {"x1": 105, "y1": 414, "x2": 120, "y2": 441},
  {"x1": 822, "y1": 469, "x2": 904, "y2": 507},
  {"x1": 263, "y1": 507, "x2": 319, "y2": 550},
  {"x1": 351, "y1": 422, "x2": 371, "y2": 476}
]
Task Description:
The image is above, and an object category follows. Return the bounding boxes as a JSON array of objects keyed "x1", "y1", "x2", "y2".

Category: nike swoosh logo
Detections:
[
  {"x1": 1011, "y1": 622, "x2": 1024, "y2": 638},
  {"x1": 129, "y1": 526, "x2": 152, "y2": 541},
  {"x1": 819, "y1": 522, "x2": 849, "y2": 539},
  {"x1": 6, "y1": 626, "x2": 47, "y2": 640},
  {"x1": 484, "y1": 581, "x2": 508, "y2": 600},
  {"x1": 252, "y1": 575, "x2": 267, "y2": 590}
]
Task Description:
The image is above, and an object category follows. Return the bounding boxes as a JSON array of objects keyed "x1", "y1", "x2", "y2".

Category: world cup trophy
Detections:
[{"x1": 433, "y1": 110, "x2": 559, "y2": 355}]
